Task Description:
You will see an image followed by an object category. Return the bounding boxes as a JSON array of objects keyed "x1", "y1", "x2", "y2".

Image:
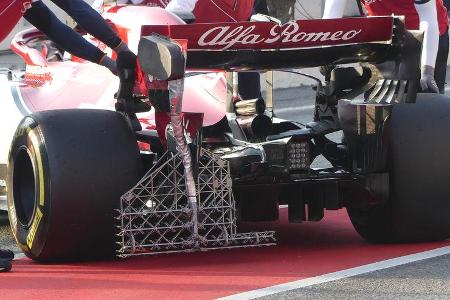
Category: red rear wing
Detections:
[{"x1": 141, "y1": 16, "x2": 394, "y2": 51}]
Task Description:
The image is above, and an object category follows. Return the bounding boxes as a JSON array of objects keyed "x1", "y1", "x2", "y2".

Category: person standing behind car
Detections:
[
  {"x1": 23, "y1": 0, "x2": 133, "y2": 74},
  {"x1": 323, "y1": 0, "x2": 449, "y2": 94}
]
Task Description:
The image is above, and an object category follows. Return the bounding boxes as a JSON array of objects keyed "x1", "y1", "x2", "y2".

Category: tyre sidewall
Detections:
[{"x1": 7, "y1": 116, "x2": 51, "y2": 259}]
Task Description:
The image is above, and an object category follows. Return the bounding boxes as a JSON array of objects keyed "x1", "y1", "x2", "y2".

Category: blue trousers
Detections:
[
  {"x1": 436, "y1": 30, "x2": 449, "y2": 93},
  {"x1": 24, "y1": 0, "x2": 122, "y2": 63}
]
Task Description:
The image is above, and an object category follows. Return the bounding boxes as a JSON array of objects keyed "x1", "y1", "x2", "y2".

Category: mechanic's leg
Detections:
[
  {"x1": 0, "y1": 249, "x2": 14, "y2": 261},
  {"x1": 50, "y1": 0, "x2": 130, "y2": 53},
  {"x1": 238, "y1": 72, "x2": 262, "y2": 100},
  {"x1": 24, "y1": 1, "x2": 117, "y2": 73},
  {"x1": 0, "y1": 259, "x2": 12, "y2": 272},
  {"x1": 435, "y1": 30, "x2": 449, "y2": 94},
  {"x1": 237, "y1": 1, "x2": 267, "y2": 101},
  {"x1": 253, "y1": 0, "x2": 269, "y2": 15},
  {"x1": 0, "y1": 249, "x2": 13, "y2": 272}
]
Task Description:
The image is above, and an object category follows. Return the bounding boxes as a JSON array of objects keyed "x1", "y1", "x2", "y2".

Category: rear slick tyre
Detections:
[
  {"x1": 7, "y1": 109, "x2": 142, "y2": 261},
  {"x1": 348, "y1": 94, "x2": 450, "y2": 243}
]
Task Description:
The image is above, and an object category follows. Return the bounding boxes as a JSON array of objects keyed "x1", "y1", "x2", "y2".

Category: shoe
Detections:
[
  {"x1": 0, "y1": 259, "x2": 12, "y2": 272},
  {"x1": 0, "y1": 249, "x2": 14, "y2": 261}
]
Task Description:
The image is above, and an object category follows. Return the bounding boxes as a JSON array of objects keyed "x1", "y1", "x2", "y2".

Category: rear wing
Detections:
[
  {"x1": 138, "y1": 16, "x2": 421, "y2": 103},
  {"x1": 140, "y1": 16, "x2": 398, "y2": 69}
]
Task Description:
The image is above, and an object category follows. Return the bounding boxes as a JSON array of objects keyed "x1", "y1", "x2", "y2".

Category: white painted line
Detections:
[
  {"x1": 218, "y1": 245, "x2": 450, "y2": 300},
  {"x1": 275, "y1": 104, "x2": 315, "y2": 114}
]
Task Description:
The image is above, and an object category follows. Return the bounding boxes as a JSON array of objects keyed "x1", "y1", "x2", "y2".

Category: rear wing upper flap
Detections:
[{"x1": 141, "y1": 16, "x2": 394, "y2": 51}]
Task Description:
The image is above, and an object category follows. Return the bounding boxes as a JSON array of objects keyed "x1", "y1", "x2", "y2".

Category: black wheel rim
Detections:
[{"x1": 13, "y1": 147, "x2": 37, "y2": 227}]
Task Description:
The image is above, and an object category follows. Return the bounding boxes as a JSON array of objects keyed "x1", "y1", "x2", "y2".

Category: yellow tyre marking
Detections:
[
  {"x1": 28, "y1": 130, "x2": 45, "y2": 206},
  {"x1": 26, "y1": 207, "x2": 43, "y2": 249}
]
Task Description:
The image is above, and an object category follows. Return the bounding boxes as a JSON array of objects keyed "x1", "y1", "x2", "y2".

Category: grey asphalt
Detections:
[
  {"x1": 1, "y1": 51, "x2": 450, "y2": 299},
  {"x1": 259, "y1": 254, "x2": 450, "y2": 300}
]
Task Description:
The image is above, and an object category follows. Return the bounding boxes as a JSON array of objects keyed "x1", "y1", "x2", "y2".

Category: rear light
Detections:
[
  {"x1": 262, "y1": 139, "x2": 310, "y2": 172},
  {"x1": 287, "y1": 141, "x2": 309, "y2": 171}
]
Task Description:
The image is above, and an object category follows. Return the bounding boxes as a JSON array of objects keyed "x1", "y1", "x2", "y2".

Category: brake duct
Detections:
[{"x1": 116, "y1": 36, "x2": 275, "y2": 256}]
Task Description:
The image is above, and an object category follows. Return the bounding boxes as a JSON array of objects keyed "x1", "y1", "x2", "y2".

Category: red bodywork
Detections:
[{"x1": 0, "y1": 0, "x2": 31, "y2": 42}]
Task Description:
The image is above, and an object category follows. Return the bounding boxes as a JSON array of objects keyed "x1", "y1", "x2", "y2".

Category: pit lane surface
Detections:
[
  {"x1": 1, "y1": 57, "x2": 450, "y2": 298},
  {"x1": 1, "y1": 209, "x2": 449, "y2": 300}
]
